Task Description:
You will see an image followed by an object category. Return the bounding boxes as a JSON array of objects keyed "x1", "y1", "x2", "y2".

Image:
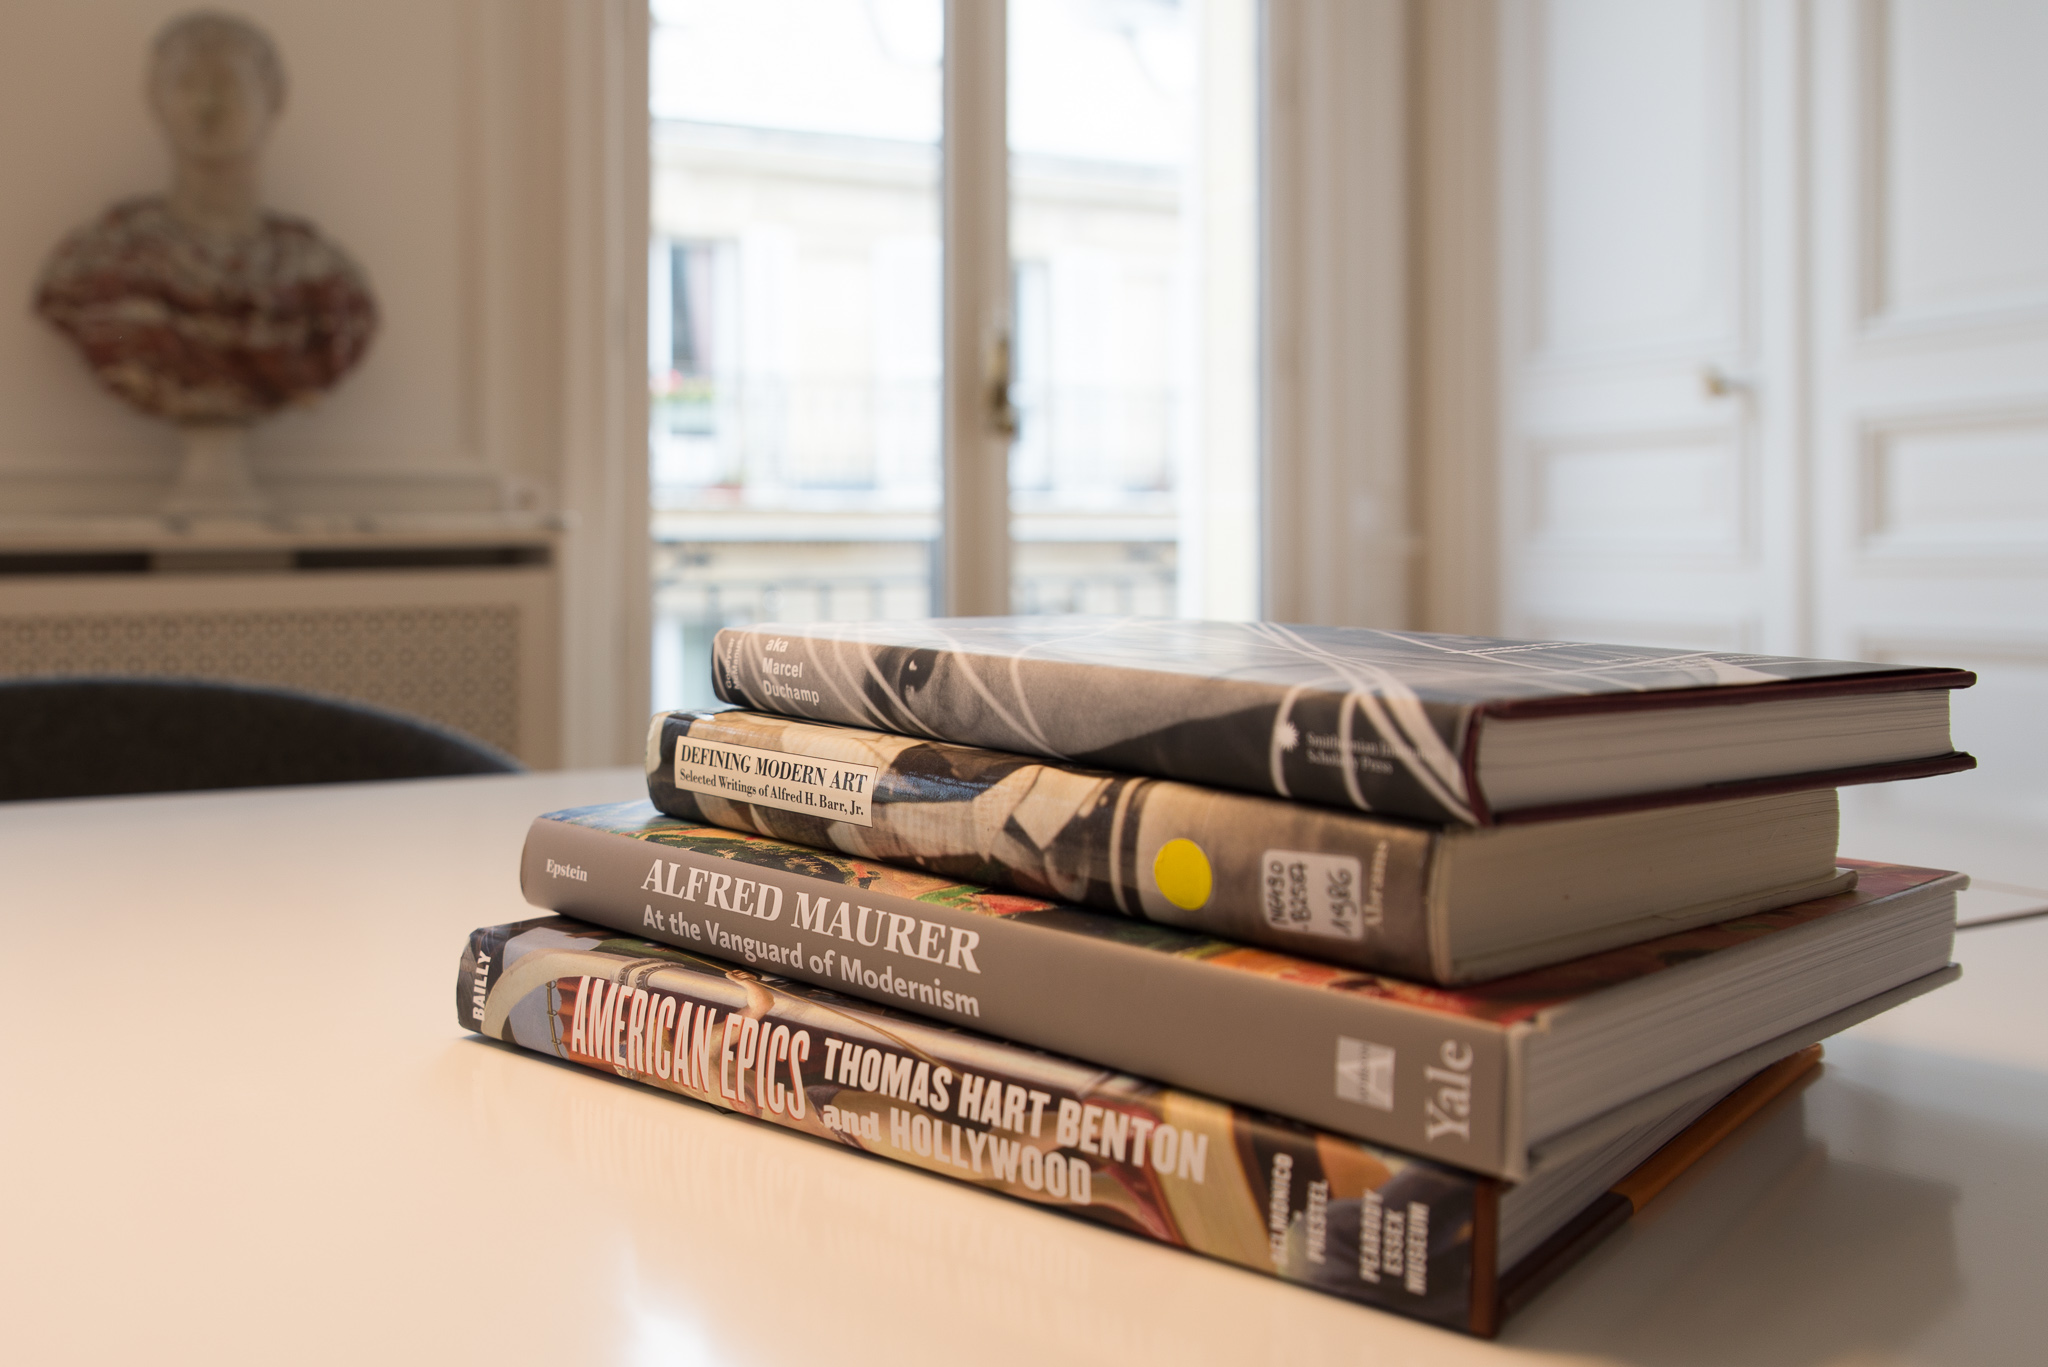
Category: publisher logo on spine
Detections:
[{"x1": 1335, "y1": 1036, "x2": 1395, "y2": 1111}]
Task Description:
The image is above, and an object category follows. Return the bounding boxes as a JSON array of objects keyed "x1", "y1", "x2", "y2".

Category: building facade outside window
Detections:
[{"x1": 649, "y1": 0, "x2": 1255, "y2": 711}]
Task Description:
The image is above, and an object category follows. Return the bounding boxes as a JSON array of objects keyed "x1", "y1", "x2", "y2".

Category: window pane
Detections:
[
  {"x1": 650, "y1": 0, "x2": 943, "y2": 712},
  {"x1": 1008, "y1": 0, "x2": 1259, "y2": 619}
]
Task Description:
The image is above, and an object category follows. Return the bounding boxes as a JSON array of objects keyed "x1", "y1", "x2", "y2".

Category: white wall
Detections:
[{"x1": 0, "y1": 0, "x2": 650, "y2": 764}]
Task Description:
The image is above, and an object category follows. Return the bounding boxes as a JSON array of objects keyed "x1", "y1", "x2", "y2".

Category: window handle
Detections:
[{"x1": 988, "y1": 329, "x2": 1020, "y2": 439}]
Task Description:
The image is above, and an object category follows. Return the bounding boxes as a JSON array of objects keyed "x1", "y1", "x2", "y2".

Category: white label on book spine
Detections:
[
  {"x1": 1261, "y1": 849, "x2": 1367, "y2": 940},
  {"x1": 674, "y1": 737, "x2": 878, "y2": 827}
]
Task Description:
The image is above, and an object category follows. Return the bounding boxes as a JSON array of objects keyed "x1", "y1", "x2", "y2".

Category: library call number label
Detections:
[{"x1": 1261, "y1": 848, "x2": 1371, "y2": 941}]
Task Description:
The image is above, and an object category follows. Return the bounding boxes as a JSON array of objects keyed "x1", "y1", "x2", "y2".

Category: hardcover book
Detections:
[
  {"x1": 646, "y1": 707, "x2": 1850, "y2": 981},
  {"x1": 521, "y1": 800, "x2": 1961, "y2": 1178},
  {"x1": 708, "y1": 618, "x2": 1975, "y2": 825},
  {"x1": 459, "y1": 915, "x2": 1824, "y2": 1336}
]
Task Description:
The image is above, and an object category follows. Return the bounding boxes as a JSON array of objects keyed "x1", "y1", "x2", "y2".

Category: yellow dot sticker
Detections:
[{"x1": 1152, "y1": 838, "x2": 1213, "y2": 911}]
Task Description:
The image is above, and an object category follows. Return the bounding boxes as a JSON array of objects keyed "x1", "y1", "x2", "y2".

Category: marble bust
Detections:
[{"x1": 33, "y1": 12, "x2": 377, "y2": 511}]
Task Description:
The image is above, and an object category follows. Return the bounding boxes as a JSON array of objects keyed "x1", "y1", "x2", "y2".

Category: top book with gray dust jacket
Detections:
[{"x1": 712, "y1": 618, "x2": 1976, "y2": 826}]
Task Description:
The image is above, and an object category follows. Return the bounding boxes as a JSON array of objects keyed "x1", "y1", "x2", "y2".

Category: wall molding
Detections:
[
  {"x1": 0, "y1": 1, "x2": 533, "y2": 513},
  {"x1": 1524, "y1": 427, "x2": 1753, "y2": 561},
  {"x1": 555, "y1": 0, "x2": 651, "y2": 766},
  {"x1": 1414, "y1": 0, "x2": 1500, "y2": 634},
  {"x1": 1262, "y1": 0, "x2": 1411, "y2": 627},
  {"x1": 1851, "y1": 0, "x2": 2048, "y2": 339},
  {"x1": 1856, "y1": 406, "x2": 2048, "y2": 562},
  {"x1": 1509, "y1": 0, "x2": 1751, "y2": 372}
]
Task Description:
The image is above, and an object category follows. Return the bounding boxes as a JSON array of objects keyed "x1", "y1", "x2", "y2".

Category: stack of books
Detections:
[{"x1": 458, "y1": 619, "x2": 1974, "y2": 1336}]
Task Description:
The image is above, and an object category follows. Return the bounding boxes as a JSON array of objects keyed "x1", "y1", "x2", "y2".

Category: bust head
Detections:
[{"x1": 147, "y1": 12, "x2": 286, "y2": 169}]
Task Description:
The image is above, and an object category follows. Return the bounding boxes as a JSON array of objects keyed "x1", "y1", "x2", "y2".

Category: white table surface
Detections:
[{"x1": 2, "y1": 770, "x2": 2042, "y2": 1366}]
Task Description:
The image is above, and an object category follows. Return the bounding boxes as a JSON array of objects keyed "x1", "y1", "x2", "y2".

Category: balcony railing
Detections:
[{"x1": 650, "y1": 377, "x2": 1176, "y2": 503}]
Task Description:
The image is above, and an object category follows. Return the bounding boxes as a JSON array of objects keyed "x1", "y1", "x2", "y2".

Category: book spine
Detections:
[
  {"x1": 710, "y1": 627, "x2": 1482, "y2": 823},
  {"x1": 522, "y1": 814, "x2": 1518, "y2": 1176},
  {"x1": 646, "y1": 709, "x2": 1445, "y2": 979},
  {"x1": 461, "y1": 917, "x2": 1495, "y2": 1333}
]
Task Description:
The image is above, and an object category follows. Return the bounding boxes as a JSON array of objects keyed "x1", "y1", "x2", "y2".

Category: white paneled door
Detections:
[
  {"x1": 1499, "y1": 0, "x2": 2048, "y2": 824},
  {"x1": 1809, "y1": 0, "x2": 2048, "y2": 824},
  {"x1": 1499, "y1": 0, "x2": 1788, "y2": 655}
]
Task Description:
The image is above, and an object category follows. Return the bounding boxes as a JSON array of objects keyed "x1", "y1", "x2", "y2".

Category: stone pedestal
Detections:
[{"x1": 164, "y1": 424, "x2": 265, "y2": 518}]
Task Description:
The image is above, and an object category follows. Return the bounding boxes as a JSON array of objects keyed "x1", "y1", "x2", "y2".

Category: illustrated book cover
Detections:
[
  {"x1": 459, "y1": 915, "x2": 1823, "y2": 1336},
  {"x1": 646, "y1": 706, "x2": 1851, "y2": 981}
]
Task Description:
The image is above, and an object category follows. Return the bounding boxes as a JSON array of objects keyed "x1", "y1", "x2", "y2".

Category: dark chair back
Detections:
[{"x1": 0, "y1": 676, "x2": 522, "y2": 802}]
